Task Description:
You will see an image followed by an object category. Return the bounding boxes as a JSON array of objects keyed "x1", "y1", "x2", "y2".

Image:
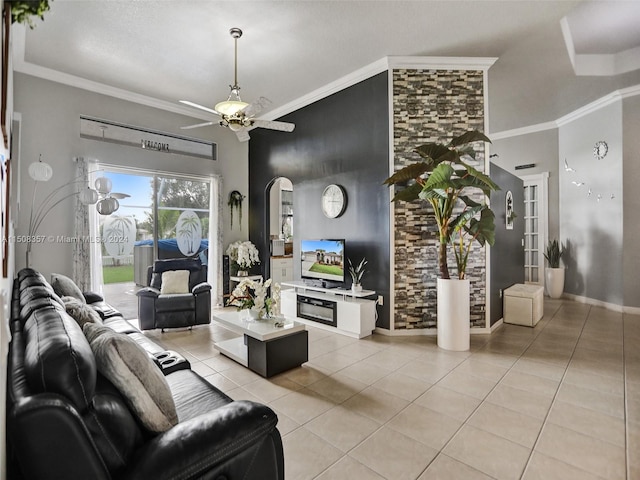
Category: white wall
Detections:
[
  {"x1": 14, "y1": 73, "x2": 250, "y2": 279},
  {"x1": 559, "y1": 100, "x2": 623, "y2": 305},
  {"x1": 491, "y1": 129, "x2": 560, "y2": 241}
]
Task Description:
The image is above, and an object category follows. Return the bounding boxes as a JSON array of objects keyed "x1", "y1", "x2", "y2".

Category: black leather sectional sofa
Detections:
[{"x1": 6, "y1": 268, "x2": 284, "y2": 480}]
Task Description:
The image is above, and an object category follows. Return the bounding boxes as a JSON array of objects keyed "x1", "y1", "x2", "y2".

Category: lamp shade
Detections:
[
  {"x1": 96, "y1": 197, "x2": 119, "y2": 215},
  {"x1": 95, "y1": 177, "x2": 112, "y2": 195},
  {"x1": 79, "y1": 187, "x2": 99, "y2": 205},
  {"x1": 28, "y1": 161, "x2": 53, "y2": 182},
  {"x1": 215, "y1": 100, "x2": 249, "y2": 116}
]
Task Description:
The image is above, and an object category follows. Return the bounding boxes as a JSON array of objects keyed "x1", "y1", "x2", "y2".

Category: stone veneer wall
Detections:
[{"x1": 393, "y1": 69, "x2": 487, "y2": 330}]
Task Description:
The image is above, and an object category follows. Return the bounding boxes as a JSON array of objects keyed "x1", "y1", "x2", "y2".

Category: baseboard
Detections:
[
  {"x1": 491, "y1": 318, "x2": 504, "y2": 331},
  {"x1": 562, "y1": 293, "x2": 640, "y2": 315},
  {"x1": 374, "y1": 325, "x2": 493, "y2": 336},
  {"x1": 374, "y1": 327, "x2": 436, "y2": 336}
]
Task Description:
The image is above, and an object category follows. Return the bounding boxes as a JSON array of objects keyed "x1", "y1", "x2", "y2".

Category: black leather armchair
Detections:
[{"x1": 137, "y1": 258, "x2": 211, "y2": 331}]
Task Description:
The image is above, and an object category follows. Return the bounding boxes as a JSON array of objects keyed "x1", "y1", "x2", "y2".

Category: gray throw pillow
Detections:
[
  {"x1": 62, "y1": 296, "x2": 103, "y2": 327},
  {"x1": 83, "y1": 323, "x2": 179, "y2": 433},
  {"x1": 51, "y1": 273, "x2": 85, "y2": 303}
]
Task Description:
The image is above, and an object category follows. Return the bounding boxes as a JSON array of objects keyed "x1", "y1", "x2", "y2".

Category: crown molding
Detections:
[
  {"x1": 386, "y1": 55, "x2": 498, "y2": 71},
  {"x1": 261, "y1": 58, "x2": 389, "y2": 121},
  {"x1": 555, "y1": 84, "x2": 640, "y2": 126},
  {"x1": 12, "y1": 24, "x2": 214, "y2": 122},
  {"x1": 489, "y1": 121, "x2": 558, "y2": 141},
  {"x1": 491, "y1": 84, "x2": 640, "y2": 140}
]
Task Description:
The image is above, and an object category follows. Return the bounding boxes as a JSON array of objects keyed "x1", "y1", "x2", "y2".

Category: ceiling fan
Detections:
[{"x1": 179, "y1": 28, "x2": 295, "y2": 142}]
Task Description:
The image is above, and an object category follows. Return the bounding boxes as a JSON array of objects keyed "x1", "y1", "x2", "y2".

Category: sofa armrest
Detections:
[
  {"x1": 192, "y1": 282, "x2": 211, "y2": 295},
  {"x1": 82, "y1": 291, "x2": 104, "y2": 304},
  {"x1": 126, "y1": 400, "x2": 282, "y2": 480},
  {"x1": 136, "y1": 287, "x2": 160, "y2": 298}
]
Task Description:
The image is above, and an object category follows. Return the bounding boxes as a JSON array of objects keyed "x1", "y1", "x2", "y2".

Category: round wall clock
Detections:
[
  {"x1": 321, "y1": 184, "x2": 347, "y2": 218},
  {"x1": 594, "y1": 141, "x2": 608, "y2": 160}
]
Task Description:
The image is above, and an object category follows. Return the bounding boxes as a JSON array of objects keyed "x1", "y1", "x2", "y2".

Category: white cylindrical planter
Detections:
[
  {"x1": 545, "y1": 267, "x2": 565, "y2": 299},
  {"x1": 437, "y1": 278, "x2": 470, "y2": 351}
]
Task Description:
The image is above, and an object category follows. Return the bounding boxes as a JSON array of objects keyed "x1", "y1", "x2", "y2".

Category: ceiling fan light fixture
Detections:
[{"x1": 215, "y1": 100, "x2": 249, "y2": 116}]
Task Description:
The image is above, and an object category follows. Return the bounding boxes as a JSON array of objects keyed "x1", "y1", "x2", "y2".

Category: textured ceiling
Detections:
[{"x1": 15, "y1": 0, "x2": 640, "y2": 134}]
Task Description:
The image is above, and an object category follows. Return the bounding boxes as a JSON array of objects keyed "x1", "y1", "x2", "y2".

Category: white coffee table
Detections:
[{"x1": 213, "y1": 310, "x2": 308, "y2": 377}]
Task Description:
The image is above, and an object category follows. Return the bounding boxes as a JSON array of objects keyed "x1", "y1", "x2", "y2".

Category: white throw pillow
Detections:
[{"x1": 160, "y1": 270, "x2": 190, "y2": 294}]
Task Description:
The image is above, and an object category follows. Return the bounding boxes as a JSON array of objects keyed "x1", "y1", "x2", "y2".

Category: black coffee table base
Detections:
[{"x1": 246, "y1": 330, "x2": 309, "y2": 377}]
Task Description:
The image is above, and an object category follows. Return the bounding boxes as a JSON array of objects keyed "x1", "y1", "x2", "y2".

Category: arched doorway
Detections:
[{"x1": 265, "y1": 177, "x2": 294, "y2": 284}]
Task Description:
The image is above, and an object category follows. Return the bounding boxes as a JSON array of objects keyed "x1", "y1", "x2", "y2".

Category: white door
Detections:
[{"x1": 521, "y1": 173, "x2": 549, "y2": 286}]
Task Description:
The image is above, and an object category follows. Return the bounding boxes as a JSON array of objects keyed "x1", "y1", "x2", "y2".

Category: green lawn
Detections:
[
  {"x1": 309, "y1": 263, "x2": 344, "y2": 276},
  {"x1": 102, "y1": 265, "x2": 134, "y2": 284}
]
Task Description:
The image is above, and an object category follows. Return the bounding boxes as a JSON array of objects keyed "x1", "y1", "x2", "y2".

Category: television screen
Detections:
[{"x1": 300, "y1": 239, "x2": 345, "y2": 283}]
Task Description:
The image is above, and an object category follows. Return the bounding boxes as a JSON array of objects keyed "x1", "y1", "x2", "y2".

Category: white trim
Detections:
[
  {"x1": 492, "y1": 85, "x2": 640, "y2": 139},
  {"x1": 491, "y1": 318, "x2": 504, "y2": 332},
  {"x1": 562, "y1": 292, "x2": 640, "y2": 315},
  {"x1": 386, "y1": 56, "x2": 498, "y2": 71},
  {"x1": 373, "y1": 326, "x2": 492, "y2": 336},
  {"x1": 484, "y1": 65, "x2": 492, "y2": 330},
  {"x1": 489, "y1": 121, "x2": 558, "y2": 140},
  {"x1": 387, "y1": 69, "x2": 396, "y2": 332},
  {"x1": 555, "y1": 85, "x2": 640, "y2": 126},
  {"x1": 263, "y1": 58, "x2": 389, "y2": 121}
]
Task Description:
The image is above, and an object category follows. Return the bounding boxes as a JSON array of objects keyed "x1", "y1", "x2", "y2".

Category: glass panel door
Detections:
[
  {"x1": 524, "y1": 184, "x2": 539, "y2": 283},
  {"x1": 156, "y1": 176, "x2": 211, "y2": 261},
  {"x1": 97, "y1": 171, "x2": 211, "y2": 305},
  {"x1": 521, "y1": 172, "x2": 548, "y2": 287}
]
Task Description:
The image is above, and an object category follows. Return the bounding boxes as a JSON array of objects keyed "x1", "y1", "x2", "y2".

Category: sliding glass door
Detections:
[{"x1": 96, "y1": 169, "x2": 216, "y2": 300}]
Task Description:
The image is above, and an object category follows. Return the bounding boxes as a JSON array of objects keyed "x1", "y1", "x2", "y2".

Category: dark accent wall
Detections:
[
  {"x1": 490, "y1": 163, "x2": 525, "y2": 325},
  {"x1": 248, "y1": 73, "x2": 391, "y2": 329}
]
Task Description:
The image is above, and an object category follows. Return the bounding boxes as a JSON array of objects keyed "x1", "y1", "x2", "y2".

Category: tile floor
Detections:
[{"x1": 110, "y1": 286, "x2": 638, "y2": 480}]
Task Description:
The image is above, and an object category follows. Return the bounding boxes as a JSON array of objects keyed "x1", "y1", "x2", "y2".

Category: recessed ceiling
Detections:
[
  {"x1": 13, "y1": 1, "x2": 640, "y2": 134},
  {"x1": 561, "y1": 0, "x2": 640, "y2": 76}
]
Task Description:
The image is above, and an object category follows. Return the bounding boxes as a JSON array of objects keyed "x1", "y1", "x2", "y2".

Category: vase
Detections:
[
  {"x1": 437, "y1": 278, "x2": 470, "y2": 351},
  {"x1": 545, "y1": 267, "x2": 565, "y2": 299},
  {"x1": 242, "y1": 309, "x2": 258, "y2": 321},
  {"x1": 238, "y1": 270, "x2": 248, "y2": 277},
  {"x1": 352, "y1": 284, "x2": 362, "y2": 293}
]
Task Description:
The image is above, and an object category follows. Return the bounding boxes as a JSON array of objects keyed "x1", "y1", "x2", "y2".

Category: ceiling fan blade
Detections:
[
  {"x1": 236, "y1": 130, "x2": 251, "y2": 142},
  {"x1": 253, "y1": 119, "x2": 295, "y2": 132},
  {"x1": 241, "y1": 96, "x2": 272, "y2": 118},
  {"x1": 179, "y1": 100, "x2": 220, "y2": 116},
  {"x1": 180, "y1": 121, "x2": 215, "y2": 130}
]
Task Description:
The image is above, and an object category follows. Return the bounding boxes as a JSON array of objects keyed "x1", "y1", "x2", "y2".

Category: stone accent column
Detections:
[{"x1": 392, "y1": 69, "x2": 486, "y2": 330}]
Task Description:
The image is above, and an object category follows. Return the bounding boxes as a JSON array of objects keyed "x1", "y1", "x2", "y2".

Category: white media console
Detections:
[{"x1": 280, "y1": 281, "x2": 377, "y2": 338}]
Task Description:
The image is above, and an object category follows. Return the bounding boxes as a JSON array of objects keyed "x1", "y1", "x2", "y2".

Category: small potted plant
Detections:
[
  {"x1": 348, "y1": 257, "x2": 367, "y2": 292},
  {"x1": 544, "y1": 239, "x2": 565, "y2": 298}
]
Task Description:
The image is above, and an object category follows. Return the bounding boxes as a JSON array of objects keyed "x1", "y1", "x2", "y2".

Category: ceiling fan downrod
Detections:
[{"x1": 229, "y1": 27, "x2": 242, "y2": 94}]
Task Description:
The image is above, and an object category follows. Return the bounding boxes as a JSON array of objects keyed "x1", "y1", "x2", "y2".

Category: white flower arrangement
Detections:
[
  {"x1": 229, "y1": 277, "x2": 280, "y2": 318},
  {"x1": 226, "y1": 240, "x2": 261, "y2": 270}
]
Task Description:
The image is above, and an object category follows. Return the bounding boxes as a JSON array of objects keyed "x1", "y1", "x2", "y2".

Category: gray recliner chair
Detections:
[{"x1": 137, "y1": 258, "x2": 211, "y2": 331}]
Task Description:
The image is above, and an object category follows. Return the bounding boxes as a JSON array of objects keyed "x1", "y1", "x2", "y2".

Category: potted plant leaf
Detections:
[
  {"x1": 384, "y1": 130, "x2": 499, "y2": 351},
  {"x1": 544, "y1": 239, "x2": 564, "y2": 298}
]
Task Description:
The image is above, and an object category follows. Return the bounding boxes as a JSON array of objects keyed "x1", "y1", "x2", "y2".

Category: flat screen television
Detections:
[{"x1": 300, "y1": 239, "x2": 345, "y2": 283}]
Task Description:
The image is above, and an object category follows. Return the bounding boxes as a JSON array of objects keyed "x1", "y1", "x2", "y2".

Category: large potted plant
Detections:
[
  {"x1": 384, "y1": 130, "x2": 499, "y2": 351},
  {"x1": 544, "y1": 239, "x2": 564, "y2": 298}
]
